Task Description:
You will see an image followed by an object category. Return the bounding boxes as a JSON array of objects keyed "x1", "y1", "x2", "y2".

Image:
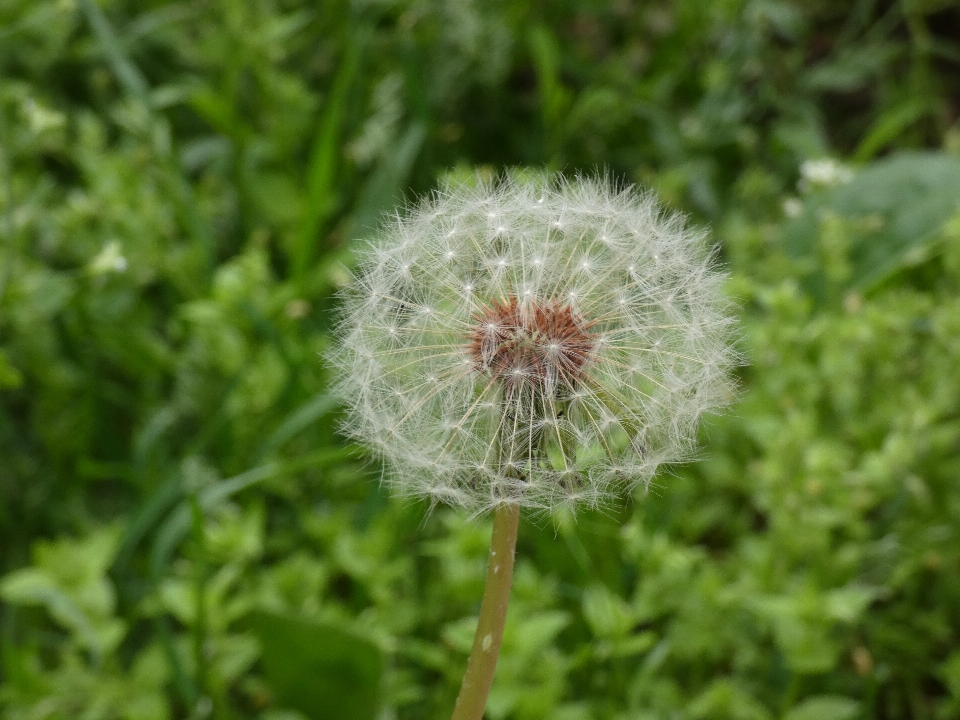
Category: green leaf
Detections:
[
  {"x1": 853, "y1": 101, "x2": 928, "y2": 162},
  {"x1": 824, "y1": 584, "x2": 878, "y2": 623},
  {"x1": 344, "y1": 120, "x2": 426, "y2": 243},
  {"x1": 0, "y1": 568, "x2": 104, "y2": 661},
  {"x1": 251, "y1": 610, "x2": 383, "y2": 720},
  {"x1": 688, "y1": 679, "x2": 773, "y2": 720},
  {"x1": 509, "y1": 611, "x2": 569, "y2": 655},
  {"x1": 78, "y1": 0, "x2": 149, "y2": 101},
  {"x1": 149, "y1": 449, "x2": 354, "y2": 582},
  {"x1": 783, "y1": 152, "x2": 960, "y2": 296},
  {"x1": 293, "y1": 26, "x2": 369, "y2": 279},
  {"x1": 150, "y1": 463, "x2": 280, "y2": 580},
  {"x1": 256, "y1": 394, "x2": 338, "y2": 462},
  {"x1": 527, "y1": 24, "x2": 571, "y2": 159},
  {"x1": 783, "y1": 696, "x2": 859, "y2": 720},
  {"x1": 0, "y1": 349, "x2": 22, "y2": 388},
  {"x1": 582, "y1": 583, "x2": 633, "y2": 639},
  {"x1": 941, "y1": 651, "x2": 960, "y2": 698}
]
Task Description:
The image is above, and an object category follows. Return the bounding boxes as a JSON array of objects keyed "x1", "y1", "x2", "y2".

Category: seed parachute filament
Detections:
[{"x1": 329, "y1": 172, "x2": 738, "y2": 513}]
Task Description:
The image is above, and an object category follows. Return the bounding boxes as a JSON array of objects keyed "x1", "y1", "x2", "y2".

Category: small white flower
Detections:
[
  {"x1": 782, "y1": 197, "x2": 804, "y2": 218},
  {"x1": 799, "y1": 158, "x2": 854, "y2": 192},
  {"x1": 329, "y1": 173, "x2": 738, "y2": 513},
  {"x1": 88, "y1": 241, "x2": 128, "y2": 274}
]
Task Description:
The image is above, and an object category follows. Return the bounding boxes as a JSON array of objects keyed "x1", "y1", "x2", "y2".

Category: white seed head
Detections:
[{"x1": 328, "y1": 172, "x2": 738, "y2": 514}]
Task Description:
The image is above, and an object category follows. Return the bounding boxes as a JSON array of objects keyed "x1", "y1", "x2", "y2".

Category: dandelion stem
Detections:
[{"x1": 451, "y1": 503, "x2": 520, "y2": 720}]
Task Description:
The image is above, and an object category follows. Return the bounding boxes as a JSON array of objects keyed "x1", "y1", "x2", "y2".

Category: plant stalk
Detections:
[{"x1": 450, "y1": 503, "x2": 521, "y2": 720}]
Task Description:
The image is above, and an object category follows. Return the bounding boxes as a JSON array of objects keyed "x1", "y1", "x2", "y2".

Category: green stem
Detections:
[{"x1": 451, "y1": 503, "x2": 520, "y2": 720}]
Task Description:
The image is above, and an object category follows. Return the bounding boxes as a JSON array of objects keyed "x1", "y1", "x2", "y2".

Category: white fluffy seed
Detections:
[{"x1": 328, "y1": 172, "x2": 738, "y2": 514}]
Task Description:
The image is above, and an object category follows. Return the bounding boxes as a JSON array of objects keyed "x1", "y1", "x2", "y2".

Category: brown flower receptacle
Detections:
[{"x1": 467, "y1": 297, "x2": 596, "y2": 399}]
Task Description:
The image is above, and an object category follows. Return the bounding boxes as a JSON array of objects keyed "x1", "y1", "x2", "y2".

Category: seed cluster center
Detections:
[{"x1": 468, "y1": 297, "x2": 596, "y2": 395}]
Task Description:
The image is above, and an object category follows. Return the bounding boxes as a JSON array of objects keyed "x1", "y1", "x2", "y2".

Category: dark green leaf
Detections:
[{"x1": 251, "y1": 611, "x2": 383, "y2": 720}]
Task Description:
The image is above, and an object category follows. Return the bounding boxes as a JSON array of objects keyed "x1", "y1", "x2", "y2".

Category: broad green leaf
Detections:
[
  {"x1": 783, "y1": 696, "x2": 859, "y2": 720},
  {"x1": 783, "y1": 152, "x2": 960, "y2": 297},
  {"x1": 582, "y1": 583, "x2": 633, "y2": 639},
  {"x1": 0, "y1": 568, "x2": 105, "y2": 659},
  {"x1": 509, "y1": 610, "x2": 569, "y2": 655},
  {"x1": 251, "y1": 610, "x2": 383, "y2": 720},
  {"x1": 941, "y1": 651, "x2": 960, "y2": 698},
  {"x1": 824, "y1": 584, "x2": 878, "y2": 623}
]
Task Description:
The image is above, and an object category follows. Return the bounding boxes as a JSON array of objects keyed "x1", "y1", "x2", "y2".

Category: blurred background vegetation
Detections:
[{"x1": 2, "y1": 0, "x2": 960, "y2": 718}]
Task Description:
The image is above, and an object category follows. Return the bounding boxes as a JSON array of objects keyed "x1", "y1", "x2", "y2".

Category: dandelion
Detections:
[
  {"x1": 331, "y1": 172, "x2": 736, "y2": 511},
  {"x1": 328, "y1": 171, "x2": 738, "y2": 720}
]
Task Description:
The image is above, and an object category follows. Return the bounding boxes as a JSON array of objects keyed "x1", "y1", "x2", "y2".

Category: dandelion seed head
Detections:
[{"x1": 328, "y1": 172, "x2": 738, "y2": 513}]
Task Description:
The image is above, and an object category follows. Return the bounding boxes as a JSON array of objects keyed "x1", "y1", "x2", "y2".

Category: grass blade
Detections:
[{"x1": 293, "y1": 27, "x2": 369, "y2": 280}]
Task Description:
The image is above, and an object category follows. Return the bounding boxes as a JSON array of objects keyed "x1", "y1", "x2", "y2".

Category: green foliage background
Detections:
[{"x1": 2, "y1": 1, "x2": 960, "y2": 718}]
